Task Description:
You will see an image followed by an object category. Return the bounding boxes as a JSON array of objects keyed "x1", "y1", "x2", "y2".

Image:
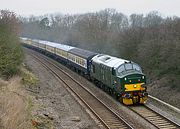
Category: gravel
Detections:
[{"x1": 24, "y1": 53, "x2": 99, "y2": 129}]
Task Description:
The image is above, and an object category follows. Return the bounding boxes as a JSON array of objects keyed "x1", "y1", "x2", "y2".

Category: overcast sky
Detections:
[{"x1": 0, "y1": 0, "x2": 180, "y2": 17}]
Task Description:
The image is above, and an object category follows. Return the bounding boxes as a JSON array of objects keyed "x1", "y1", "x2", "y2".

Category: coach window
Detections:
[
  {"x1": 82, "y1": 60, "x2": 85, "y2": 66},
  {"x1": 75, "y1": 57, "x2": 77, "y2": 63},
  {"x1": 63, "y1": 51, "x2": 66, "y2": 57},
  {"x1": 81, "y1": 59, "x2": 82, "y2": 65},
  {"x1": 62, "y1": 51, "x2": 64, "y2": 57},
  {"x1": 80, "y1": 59, "x2": 83, "y2": 66},
  {"x1": 77, "y1": 58, "x2": 79, "y2": 63},
  {"x1": 78, "y1": 58, "x2": 80, "y2": 63},
  {"x1": 70, "y1": 55, "x2": 72, "y2": 61},
  {"x1": 60, "y1": 50, "x2": 62, "y2": 56},
  {"x1": 71, "y1": 55, "x2": 73, "y2": 61}
]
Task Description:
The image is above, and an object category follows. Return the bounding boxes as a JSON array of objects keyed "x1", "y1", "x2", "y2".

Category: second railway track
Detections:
[
  {"x1": 129, "y1": 105, "x2": 180, "y2": 129},
  {"x1": 26, "y1": 48, "x2": 133, "y2": 129}
]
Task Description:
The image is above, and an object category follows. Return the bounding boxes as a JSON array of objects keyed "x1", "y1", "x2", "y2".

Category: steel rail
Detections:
[
  {"x1": 148, "y1": 95, "x2": 180, "y2": 114},
  {"x1": 26, "y1": 49, "x2": 133, "y2": 129},
  {"x1": 129, "y1": 105, "x2": 180, "y2": 129}
]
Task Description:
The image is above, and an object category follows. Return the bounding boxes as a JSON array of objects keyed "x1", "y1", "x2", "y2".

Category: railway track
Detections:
[
  {"x1": 26, "y1": 49, "x2": 133, "y2": 129},
  {"x1": 148, "y1": 95, "x2": 180, "y2": 114},
  {"x1": 129, "y1": 105, "x2": 180, "y2": 129}
]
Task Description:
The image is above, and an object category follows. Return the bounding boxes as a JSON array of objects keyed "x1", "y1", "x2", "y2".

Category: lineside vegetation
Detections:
[{"x1": 0, "y1": 10, "x2": 23, "y2": 79}]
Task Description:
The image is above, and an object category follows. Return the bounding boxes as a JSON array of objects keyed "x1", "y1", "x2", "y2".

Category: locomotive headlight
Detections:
[
  {"x1": 124, "y1": 77, "x2": 127, "y2": 81},
  {"x1": 142, "y1": 76, "x2": 145, "y2": 79}
]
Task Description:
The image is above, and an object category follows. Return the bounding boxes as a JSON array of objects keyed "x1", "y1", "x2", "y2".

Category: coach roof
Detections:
[
  {"x1": 35, "y1": 39, "x2": 75, "y2": 51},
  {"x1": 69, "y1": 48, "x2": 97, "y2": 59}
]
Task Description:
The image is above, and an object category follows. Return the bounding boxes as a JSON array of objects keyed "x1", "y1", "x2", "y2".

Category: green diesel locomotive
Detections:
[{"x1": 91, "y1": 54, "x2": 148, "y2": 105}]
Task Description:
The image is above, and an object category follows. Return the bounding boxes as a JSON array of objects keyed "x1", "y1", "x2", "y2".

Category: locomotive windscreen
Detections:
[{"x1": 117, "y1": 63, "x2": 142, "y2": 76}]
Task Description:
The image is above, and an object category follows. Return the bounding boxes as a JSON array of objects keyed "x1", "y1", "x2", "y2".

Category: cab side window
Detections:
[{"x1": 112, "y1": 68, "x2": 116, "y2": 76}]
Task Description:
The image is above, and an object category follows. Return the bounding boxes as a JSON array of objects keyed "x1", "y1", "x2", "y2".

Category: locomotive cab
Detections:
[{"x1": 115, "y1": 62, "x2": 148, "y2": 105}]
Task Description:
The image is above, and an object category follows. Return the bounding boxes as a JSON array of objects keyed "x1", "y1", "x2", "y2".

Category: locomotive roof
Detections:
[
  {"x1": 92, "y1": 54, "x2": 129, "y2": 68},
  {"x1": 69, "y1": 48, "x2": 97, "y2": 59}
]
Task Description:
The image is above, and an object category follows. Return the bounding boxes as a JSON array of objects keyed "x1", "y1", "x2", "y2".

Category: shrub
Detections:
[{"x1": 0, "y1": 10, "x2": 23, "y2": 79}]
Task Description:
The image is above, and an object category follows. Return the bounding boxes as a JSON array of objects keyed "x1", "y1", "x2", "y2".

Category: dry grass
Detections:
[
  {"x1": 0, "y1": 66, "x2": 54, "y2": 129},
  {"x1": 21, "y1": 67, "x2": 39, "y2": 88},
  {"x1": 0, "y1": 59, "x2": 58, "y2": 129},
  {"x1": 0, "y1": 76, "x2": 34, "y2": 129}
]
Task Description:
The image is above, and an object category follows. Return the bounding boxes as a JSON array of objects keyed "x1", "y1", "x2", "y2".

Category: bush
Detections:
[{"x1": 0, "y1": 10, "x2": 23, "y2": 79}]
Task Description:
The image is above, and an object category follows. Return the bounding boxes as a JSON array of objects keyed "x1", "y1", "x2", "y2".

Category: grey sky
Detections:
[{"x1": 0, "y1": 0, "x2": 180, "y2": 17}]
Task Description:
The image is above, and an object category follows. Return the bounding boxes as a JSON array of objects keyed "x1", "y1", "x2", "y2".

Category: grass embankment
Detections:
[
  {"x1": 0, "y1": 66, "x2": 54, "y2": 129},
  {"x1": 0, "y1": 67, "x2": 38, "y2": 129}
]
